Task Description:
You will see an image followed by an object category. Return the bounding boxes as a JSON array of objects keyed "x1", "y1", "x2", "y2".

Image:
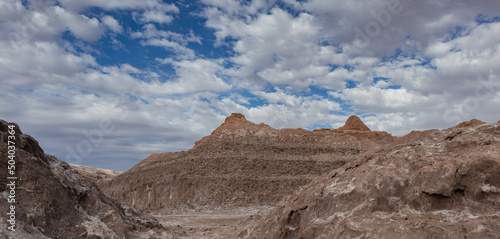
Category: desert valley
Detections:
[{"x1": 1, "y1": 114, "x2": 500, "y2": 238}]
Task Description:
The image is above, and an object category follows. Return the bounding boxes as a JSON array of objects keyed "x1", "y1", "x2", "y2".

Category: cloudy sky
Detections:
[{"x1": 1, "y1": 0, "x2": 499, "y2": 171}]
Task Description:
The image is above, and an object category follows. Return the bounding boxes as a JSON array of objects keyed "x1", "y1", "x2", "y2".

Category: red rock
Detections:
[
  {"x1": 452, "y1": 119, "x2": 487, "y2": 128},
  {"x1": 338, "y1": 115, "x2": 371, "y2": 131}
]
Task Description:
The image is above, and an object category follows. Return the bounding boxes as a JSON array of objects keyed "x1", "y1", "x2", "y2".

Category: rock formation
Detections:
[
  {"x1": 3, "y1": 114, "x2": 498, "y2": 238},
  {"x1": 0, "y1": 120, "x2": 161, "y2": 239},
  {"x1": 70, "y1": 164, "x2": 121, "y2": 188},
  {"x1": 101, "y1": 113, "x2": 392, "y2": 212},
  {"x1": 452, "y1": 118, "x2": 487, "y2": 129},
  {"x1": 240, "y1": 120, "x2": 500, "y2": 239},
  {"x1": 338, "y1": 115, "x2": 371, "y2": 131}
]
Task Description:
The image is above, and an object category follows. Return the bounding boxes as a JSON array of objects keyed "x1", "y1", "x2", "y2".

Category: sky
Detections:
[{"x1": 1, "y1": 0, "x2": 499, "y2": 171}]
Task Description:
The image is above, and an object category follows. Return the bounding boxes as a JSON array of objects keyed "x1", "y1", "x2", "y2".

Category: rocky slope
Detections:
[
  {"x1": 0, "y1": 120, "x2": 161, "y2": 239},
  {"x1": 101, "y1": 113, "x2": 393, "y2": 212},
  {"x1": 70, "y1": 164, "x2": 121, "y2": 188},
  {"x1": 240, "y1": 119, "x2": 500, "y2": 239}
]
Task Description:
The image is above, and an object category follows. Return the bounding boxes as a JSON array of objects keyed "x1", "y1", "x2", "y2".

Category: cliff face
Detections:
[
  {"x1": 0, "y1": 120, "x2": 161, "y2": 239},
  {"x1": 241, "y1": 120, "x2": 500, "y2": 239},
  {"x1": 101, "y1": 114, "x2": 393, "y2": 212}
]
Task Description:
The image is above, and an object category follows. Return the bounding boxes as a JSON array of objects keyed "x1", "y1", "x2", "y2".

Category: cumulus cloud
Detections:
[
  {"x1": 203, "y1": 7, "x2": 348, "y2": 90},
  {"x1": 102, "y1": 15, "x2": 123, "y2": 33},
  {"x1": 148, "y1": 58, "x2": 231, "y2": 94},
  {"x1": 1, "y1": 0, "x2": 500, "y2": 171},
  {"x1": 132, "y1": 24, "x2": 202, "y2": 60},
  {"x1": 59, "y1": 0, "x2": 180, "y2": 26},
  {"x1": 140, "y1": 10, "x2": 175, "y2": 24},
  {"x1": 0, "y1": 1, "x2": 107, "y2": 42},
  {"x1": 58, "y1": 0, "x2": 179, "y2": 13}
]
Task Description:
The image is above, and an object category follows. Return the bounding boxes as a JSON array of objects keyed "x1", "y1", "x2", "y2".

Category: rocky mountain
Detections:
[
  {"x1": 70, "y1": 164, "x2": 121, "y2": 188},
  {"x1": 240, "y1": 119, "x2": 500, "y2": 239},
  {"x1": 0, "y1": 120, "x2": 161, "y2": 239},
  {"x1": 3, "y1": 114, "x2": 499, "y2": 239},
  {"x1": 100, "y1": 113, "x2": 393, "y2": 213}
]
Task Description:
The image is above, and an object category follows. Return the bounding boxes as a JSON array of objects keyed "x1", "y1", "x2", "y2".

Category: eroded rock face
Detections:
[
  {"x1": 452, "y1": 119, "x2": 487, "y2": 129},
  {"x1": 338, "y1": 115, "x2": 371, "y2": 131},
  {"x1": 0, "y1": 120, "x2": 161, "y2": 239},
  {"x1": 70, "y1": 164, "x2": 121, "y2": 189},
  {"x1": 241, "y1": 121, "x2": 500, "y2": 239},
  {"x1": 101, "y1": 113, "x2": 392, "y2": 212}
]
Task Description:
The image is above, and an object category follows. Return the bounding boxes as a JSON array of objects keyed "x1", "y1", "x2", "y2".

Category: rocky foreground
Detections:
[
  {"x1": 0, "y1": 120, "x2": 162, "y2": 239},
  {"x1": 240, "y1": 119, "x2": 500, "y2": 238},
  {"x1": 1, "y1": 115, "x2": 499, "y2": 238}
]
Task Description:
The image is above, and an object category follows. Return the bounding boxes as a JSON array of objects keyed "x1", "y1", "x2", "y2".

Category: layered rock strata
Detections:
[
  {"x1": 101, "y1": 114, "x2": 392, "y2": 212},
  {"x1": 241, "y1": 120, "x2": 500, "y2": 239}
]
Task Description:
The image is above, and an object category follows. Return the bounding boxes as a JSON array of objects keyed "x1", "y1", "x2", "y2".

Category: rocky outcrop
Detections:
[
  {"x1": 241, "y1": 121, "x2": 500, "y2": 239},
  {"x1": 70, "y1": 164, "x2": 121, "y2": 188},
  {"x1": 338, "y1": 115, "x2": 371, "y2": 131},
  {"x1": 451, "y1": 118, "x2": 487, "y2": 129},
  {"x1": 101, "y1": 113, "x2": 393, "y2": 212},
  {"x1": 0, "y1": 120, "x2": 161, "y2": 239}
]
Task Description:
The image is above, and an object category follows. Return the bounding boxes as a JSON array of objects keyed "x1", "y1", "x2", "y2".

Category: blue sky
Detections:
[{"x1": 1, "y1": 0, "x2": 499, "y2": 171}]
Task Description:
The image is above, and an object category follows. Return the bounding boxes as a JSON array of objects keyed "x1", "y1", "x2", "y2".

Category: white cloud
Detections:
[
  {"x1": 0, "y1": 40, "x2": 96, "y2": 86},
  {"x1": 431, "y1": 22, "x2": 500, "y2": 80},
  {"x1": 145, "y1": 59, "x2": 231, "y2": 95},
  {"x1": 144, "y1": 39, "x2": 196, "y2": 59},
  {"x1": 204, "y1": 7, "x2": 349, "y2": 90},
  {"x1": 132, "y1": 24, "x2": 202, "y2": 60},
  {"x1": 52, "y1": 6, "x2": 103, "y2": 41},
  {"x1": 207, "y1": 93, "x2": 344, "y2": 130},
  {"x1": 102, "y1": 15, "x2": 123, "y2": 33},
  {"x1": 2, "y1": 0, "x2": 500, "y2": 172},
  {"x1": 200, "y1": 0, "x2": 276, "y2": 16},
  {"x1": 299, "y1": 0, "x2": 500, "y2": 56},
  {"x1": 58, "y1": 0, "x2": 180, "y2": 26},
  {"x1": 0, "y1": 1, "x2": 108, "y2": 42},
  {"x1": 339, "y1": 86, "x2": 435, "y2": 112},
  {"x1": 58, "y1": 0, "x2": 179, "y2": 13},
  {"x1": 139, "y1": 10, "x2": 174, "y2": 24}
]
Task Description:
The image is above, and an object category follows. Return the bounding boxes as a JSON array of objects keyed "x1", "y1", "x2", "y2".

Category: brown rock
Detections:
[
  {"x1": 0, "y1": 120, "x2": 161, "y2": 239},
  {"x1": 70, "y1": 164, "x2": 121, "y2": 189},
  {"x1": 3, "y1": 114, "x2": 498, "y2": 238},
  {"x1": 452, "y1": 119, "x2": 487, "y2": 129},
  {"x1": 101, "y1": 113, "x2": 392, "y2": 213},
  {"x1": 70, "y1": 164, "x2": 120, "y2": 181},
  {"x1": 241, "y1": 122, "x2": 500, "y2": 239},
  {"x1": 338, "y1": 115, "x2": 371, "y2": 131}
]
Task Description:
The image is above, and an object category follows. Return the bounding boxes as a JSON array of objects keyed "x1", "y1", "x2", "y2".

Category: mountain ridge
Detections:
[
  {"x1": 101, "y1": 114, "x2": 390, "y2": 213},
  {"x1": 3, "y1": 114, "x2": 499, "y2": 238}
]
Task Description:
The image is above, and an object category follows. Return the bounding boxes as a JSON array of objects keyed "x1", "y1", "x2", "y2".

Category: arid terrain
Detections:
[{"x1": 1, "y1": 114, "x2": 500, "y2": 238}]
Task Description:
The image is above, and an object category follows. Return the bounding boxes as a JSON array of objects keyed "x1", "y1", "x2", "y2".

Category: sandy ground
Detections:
[{"x1": 148, "y1": 207, "x2": 270, "y2": 239}]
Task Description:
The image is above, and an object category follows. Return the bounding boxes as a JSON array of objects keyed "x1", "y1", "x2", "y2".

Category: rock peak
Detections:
[
  {"x1": 338, "y1": 115, "x2": 371, "y2": 131},
  {"x1": 225, "y1": 113, "x2": 247, "y2": 122},
  {"x1": 452, "y1": 119, "x2": 487, "y2": 129},
  {"x1": 214, "y1": 113, "x2": 255, "y2": 131}
]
